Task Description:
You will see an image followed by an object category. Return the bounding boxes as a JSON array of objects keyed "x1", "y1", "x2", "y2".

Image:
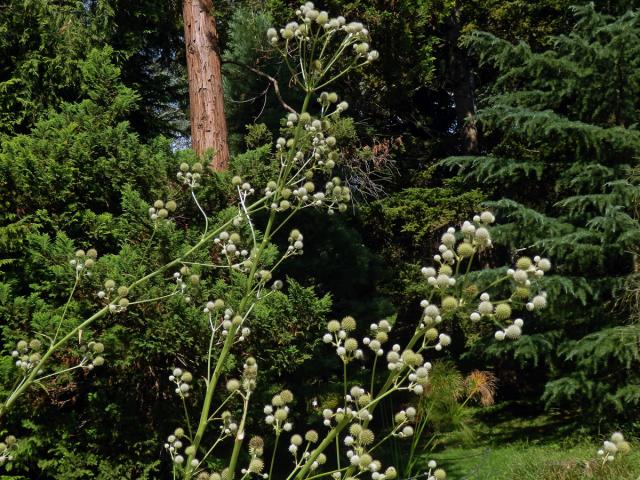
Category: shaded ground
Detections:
[{"x1": 417, "y1": 402, "x2": 640, "y2": 480}]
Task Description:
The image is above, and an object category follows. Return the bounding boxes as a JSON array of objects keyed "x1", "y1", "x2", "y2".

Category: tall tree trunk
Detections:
[
  {"x1": 446, "y1": 10, "x2": 478, "y2": 154},
  {"x1": 183, "y1": 0, "x2": 229, "y2": 170}
]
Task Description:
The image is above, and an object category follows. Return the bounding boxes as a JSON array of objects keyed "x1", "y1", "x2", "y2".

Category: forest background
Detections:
[{"x1": 1, "y1": 0, "x2": 640, "y2": 478}]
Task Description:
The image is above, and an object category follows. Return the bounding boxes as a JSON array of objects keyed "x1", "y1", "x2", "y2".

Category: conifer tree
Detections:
[{"x1": 442, "y1": 4, "x2": 640, "y2": 419}]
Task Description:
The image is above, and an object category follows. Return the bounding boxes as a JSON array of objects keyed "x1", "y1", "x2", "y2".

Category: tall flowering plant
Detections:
[{"x1": 0, "y1": 3, "x2": 563, "y2": 479}]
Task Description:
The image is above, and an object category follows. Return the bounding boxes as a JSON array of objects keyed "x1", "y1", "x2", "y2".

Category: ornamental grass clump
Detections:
[{"x1": 0, "y1": 3, "x2": 552, "y2": 479}]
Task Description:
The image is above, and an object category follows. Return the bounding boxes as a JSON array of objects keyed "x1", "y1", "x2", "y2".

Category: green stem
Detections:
[
  {"x1": 0, "y1": 201, "x2": 264, "y2": 420},
  {"x1": 269, "y1": 432, "x2": 281, "y2": 480},
  {"x1": 52, "y1": 274, "x2": 80, "y2": 344},
  {"x1": 228, "y1": 392, "x2": 251, "y2": 479},
  {"x1": 185, "y1": 92, "x2": 315, "y2": 480}
]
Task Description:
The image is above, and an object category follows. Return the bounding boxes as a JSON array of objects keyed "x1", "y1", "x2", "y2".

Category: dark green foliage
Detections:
[
  {"x1": 442, "y1": 4, "x2": 640, "y2": 419},
  {"x1": 0, "y1": 47, "x2": 176, "y2": 273},
  {"x1": 0, "y1": 0, "x2": 92, "y2": 135},
  {"x1": 0, "y1": 25, "x2": 333, "y2": 478}
]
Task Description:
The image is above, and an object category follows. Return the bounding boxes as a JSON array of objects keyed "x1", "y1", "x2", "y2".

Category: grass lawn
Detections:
[{"x1": 421, "y1": 403, "x2": 640, "y2": 479}]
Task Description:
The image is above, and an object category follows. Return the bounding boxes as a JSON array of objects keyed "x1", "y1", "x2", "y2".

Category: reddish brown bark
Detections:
[{"x1": 183, "y1": 0, "x2": 229, "y2": 170}]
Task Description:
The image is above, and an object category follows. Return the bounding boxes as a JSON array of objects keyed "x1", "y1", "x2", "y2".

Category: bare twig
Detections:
[{"x1": 222, "y1": 60, "x2": 297, "y2": 113}]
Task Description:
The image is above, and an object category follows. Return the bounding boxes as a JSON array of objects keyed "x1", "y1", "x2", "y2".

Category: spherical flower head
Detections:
[
  {"x1": 341, "y1": 316, "x2": 357, "y2": 331},
  {"x1": 358, "y1": 453, "x2": 373, "y2": 468},
  {"x1": 291, "y1": 434, "x2": 303, "y2": 446},
  {"x1": 441, "y1": 232, "x2": 455, "y2": 248},
  {"x1": 516, "y1": 257, "x2": 532, "y2": 270},
  {"x1": 457, "y1": 242, "x2": 475, "y2": 258},
  {"x1": 386, "y1": 351, "x2": 400, "y2": 363},
  {"x1": 478, "y1": 301, "x2": 493, "y2": 315},
  {"x1": 474, "y1": 227, "x2": 490, "y2": 243},
  {"x1": 494, "y1": 303, "x2": 512, "y2": 320},
  {"x1": 439, "y1": 264, "x2": 453, "y2": 276},
  {"x1": 434, "y1": 469, "x2": 447, "y2": 480},
  {"x1": 385, "y1": 467, "x2": 397, "y2": 479},
  {"x1": 272, "y1": 394, "x2": 284, "y2": 407},
  {"x1": 175, "y1": 427, "x2": 185, "y2": 438},
  {"x1": 537, "y1": 258, "x2": 552, "y2": 272},
  {"x1": 425, "y1": 328, "x2": 438, "y2": 341},
  {"x1": 305, "y1": 430, "x2": 319, "y2": 443},
  {"x1": 248, "y1": 458, "x2": 264, "y2": 473},
  {"x1": 480, "y1": 211, "x2": 495, "y2": 224},
  {"x1": 532, "y1": 295, "x2": 547, "y2": 309},
  {"x1": 402, "y1": 426, "x2": 414, "y2": 437},
  {"x1": 402, "y1": 349, "x2": 423, "y2": 367},
  {"x1": 513, "y1": 269, "x2": 528, "y2": 284},
  {"x1": 436, "y1": 274, "x2": 450, "y2": 289},
  {"x1": 617, "y1": 441, "x2": 631, "y2": 454},
  {"x1": 441, "y1": 296, "x2": 458, "y2": 311},
  {"x1": 274, "y1": 408, "x2": 288, "y2": 422},
  {"x1": 227, "y1": 379, "x2": 241, "y2": 392},
  {"x1": 249, "y1": 436, "x2": 264, "y2": 452},
  {"x1": 359, "y1": 429, "x2": 375, "y2": 445},
  {"x1": 425, "y1": 305, "x2": 440, "y2": 319},
  {"x1": 327, "y1": 320, "x2": 341, "y2": 332},
  {"x1": 181, "y1": 371, "x2": 193, "y2": 383},
  {"x1": 421, "y1": 266, "x2": 436, "y2": 277},
  {"x1": 494, "y1": 330, "x2": 506, "y2": 341},
  {"x1": 504, "y1": 324, "x2": 522, "y2": 339},
  {"x1": 611, "y1": 432, "x2": 624, "y2": 443},
  {"x1": 349, "y1": 423, "x2": 363, "y2": 436},
  {"x1": 280, "y1": 389, "x2": 294, "y2": 403},
  {"x1": 438, "y1": 333, "x2": 452, "y2": 347},
  {"x1": 603, "y1": 441, "x2": 618, "y2": 454},
  {"x1": 515, "y1": 286, "x2": 530, "y2": 300}
]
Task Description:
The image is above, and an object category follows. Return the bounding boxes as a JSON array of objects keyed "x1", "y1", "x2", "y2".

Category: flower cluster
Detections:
[
  {"x1": 419, "y1": 211, "x2": 550, "y2": 340},
  {"x1": 264, "y1": 389, "x2": 295, "y2": 433},
  {"x1": 214, "y1": 230, "x2": 251, "y2": 270},
  {"x1": 0, "y1": 435, "x2": 17, "y2": 466},
  {"x1": 227, "y1": 357, "x2": 259, "y2": 395},
  {"x1": 101, "y1": 282, "x2": 131, "y2": 313},
  {"x1": 363, "y1": 319, "x2": 392, "y2": 356},
  {"x1": 177, "y1": 162, "x2": 204, "y2": 188},
  {"x1": 323, "y1": 316, "x2": 364, "y2": 362},
  {"x1": 82, "y1": 341, "x2": 105, "y2": 369},
  {"x1": 149, "y1": 198, "x2": 177, "y2": 222},
  {"x1": 170, "y1": 368, "x2": 194, "y2": 397},
  {"x1": 267, "y1": 2, "x2": 378, "y2": 65},
  {"x1": 69, "y1": 248, "x2": 97, "y2": 276},
  {"x1": 165, "y1": 428, "x2": 190, "y2": 466},
  {"x1": 343, "y1": 418, "x2": 398, "y2": 479},
  {"x1": 424, "y1": 460, "x2": 447, "y2": 480},
  {"x1": 241, "y1": 436, "x2": 267, "y2": 478},
  {"x1": 11, "y1": 338, "x2": 43, "y2": 372},
  {"x1": 597, "y1": 431, "x2": 631, "y2": 463}
]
